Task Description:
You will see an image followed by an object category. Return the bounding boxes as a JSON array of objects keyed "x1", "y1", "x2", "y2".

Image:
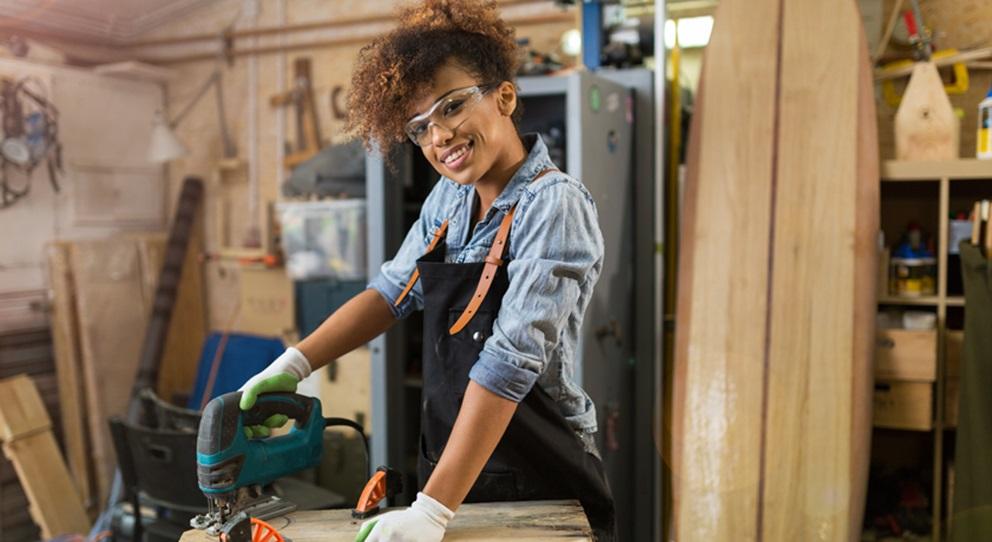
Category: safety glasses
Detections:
[{"x1": 404, "y1": 83, "x2": 499, "y2": 147}]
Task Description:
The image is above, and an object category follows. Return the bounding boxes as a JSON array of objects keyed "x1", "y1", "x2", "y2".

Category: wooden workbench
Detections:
[{"x1": 180, "y1": 499, "x2": 592, "y2": 541}]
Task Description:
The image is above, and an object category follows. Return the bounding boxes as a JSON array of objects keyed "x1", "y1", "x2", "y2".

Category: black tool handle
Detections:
[{"x1": 197, "y1": 391, "x2": 314, "y2": 455}]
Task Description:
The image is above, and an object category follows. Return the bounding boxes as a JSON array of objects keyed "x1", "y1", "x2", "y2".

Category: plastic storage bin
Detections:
[{"x1": 277, "y1": 200, "x2": 367, "y2": 280}]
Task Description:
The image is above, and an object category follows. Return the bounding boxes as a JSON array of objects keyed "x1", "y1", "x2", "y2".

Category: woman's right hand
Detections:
[{"x1": 238, "y1": 346, "x2": 312, "y2": 438}]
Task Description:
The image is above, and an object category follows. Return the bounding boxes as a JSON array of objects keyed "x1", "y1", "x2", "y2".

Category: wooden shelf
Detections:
[
  {"x1": 878, "y1": 296, "x2": 941, "y2": 306},
  {"x1": 882, "y1": 159, "x2": 992, "y2": 181},
  {"x1": 947, "y1": 296, "x2": 965, "y2": 307}
]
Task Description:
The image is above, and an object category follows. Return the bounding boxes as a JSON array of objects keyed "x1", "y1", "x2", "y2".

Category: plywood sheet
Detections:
[
  {"x1": 69, "y1": 239, "x2": 151, "y2": 504},
  {"x1": 133, "y1": 228, "x2": 207, "y2": 405},
  {"x1": 179, "y1": 500, "x2": 592, "y2": 542},
  {"x1": 673, "y1": 0, "x2": 879, "y2": 540}
]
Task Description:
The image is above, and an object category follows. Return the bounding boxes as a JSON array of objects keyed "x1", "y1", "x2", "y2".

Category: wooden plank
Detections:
[
  {"x1": 45, "y1": 242, "x2": 93, "y2": 507},
  {"x1": 673, "y1": 0, "x2": 877, "y2": 540},
  {"x1": 149, "y1": 218, "x2": 207, "y2": 404},
  {"x1": 179, "y1": 500, "x2": 591, "y2": 541},
  {"x1": 133, "y1": 228, "x2": 207, "y2": 404},
  {"x1": 0, "y1": 375, "x2": 90, "y2": 538},
  {"x1": 882, "y1": 159, "x2": 992, "y2": 181},
  {"x1": 762, "y1": 4, "x2": 878, "y2": 538},
  {"x1": 69, "y1": 239, "x2": 151, "y2": 504},
  {"x1": 894, "y1": 62, "x2": 959, "y2": 161},
  {"x1": 671, "y1": 0, "x2": 780, "y2": 538}
]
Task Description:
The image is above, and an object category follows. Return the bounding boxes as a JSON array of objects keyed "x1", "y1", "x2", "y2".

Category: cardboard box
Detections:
[
  {"x1": 873, "y1": 381, "x2": 932, "y2": 430},
  {"x1": 235, "y1": 266, "x2": 296, "y2": 339},
  {"x1": 875, "y1": 330, "x2": 937, "y2": 381}
]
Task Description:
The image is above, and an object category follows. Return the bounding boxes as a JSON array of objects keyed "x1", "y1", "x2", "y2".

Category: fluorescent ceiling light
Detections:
[{"x1": 664, "y1": 16, "x2": 714, "y2": 49}]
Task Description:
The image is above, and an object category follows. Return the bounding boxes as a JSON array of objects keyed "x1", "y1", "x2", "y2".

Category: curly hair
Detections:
[{"x1": 346, "y1": 0, "x2": 520, "y2": 152}]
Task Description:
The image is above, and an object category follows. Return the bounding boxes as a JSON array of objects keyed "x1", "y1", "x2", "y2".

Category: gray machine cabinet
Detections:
[
  {"x1": 519, "y1": 72, "x2": 637, "y2": 541},
  {"x1": 368, "y1": 72, "x2": 649, "y2": 539}
]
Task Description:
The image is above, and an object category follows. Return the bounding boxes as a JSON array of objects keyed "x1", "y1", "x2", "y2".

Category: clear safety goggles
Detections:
[{"x1": 404, "y1": 83, "x2": 499, "y2": 147}]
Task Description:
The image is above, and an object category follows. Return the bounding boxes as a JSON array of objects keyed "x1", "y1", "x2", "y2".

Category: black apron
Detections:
[{"x1": 414, "y1": 221, "x2": 617, "y2": 541}]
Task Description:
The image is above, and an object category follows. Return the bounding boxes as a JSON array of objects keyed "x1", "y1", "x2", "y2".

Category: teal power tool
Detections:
[{"x1": 190, "y1": 391, "x2": 331, "y2": 541}]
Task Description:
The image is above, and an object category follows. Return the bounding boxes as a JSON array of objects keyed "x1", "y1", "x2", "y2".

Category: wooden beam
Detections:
[
  {"x1": 45, "y1": 243, "x2": 93, "y2": 509},
  {"x1": 127, "y1": 0, "x2": 563, "y2": 47},
  {"x1": 876, "y1": 47, "x2": 992, "y2": 80},
  {"x1": 140, "y1": 12, "x2": 575, "y2": 65},
  {"x1": 0, "y1": 375, "x2": 91, "y2": 538}
]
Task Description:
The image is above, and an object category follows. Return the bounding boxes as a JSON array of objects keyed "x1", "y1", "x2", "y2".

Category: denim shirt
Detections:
[{"x1": 368, "y1": 134, "x2": 604, "y2": 436}]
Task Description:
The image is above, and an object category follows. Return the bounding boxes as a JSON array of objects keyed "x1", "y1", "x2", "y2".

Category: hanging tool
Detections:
[
  {"x1": 270, "y1": 57, "x2": 323, "y2": 170},
  {"x1": 892, "y1": 6, "x2": 958, "y2": 160},
  {"x1": 0, "y1": 76, "x2": 62, "y2": 209},
  {"x1": 881, "y1": 49, "x2": 969, "y2": 108},
  {"x1": 903, "y1": 0, "x2": 931, "y2": 61},
  {"x1": 352, "y1": 466, "x2": 403, "y2": 519},
  {"x1": 191, "y1": 391, "x2": 368, "y2": 542}
]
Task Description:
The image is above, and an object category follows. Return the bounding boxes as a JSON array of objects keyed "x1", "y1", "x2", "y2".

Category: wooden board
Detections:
[
  {"x1": 672, "y1": 0, "x2": 879, "y2": 540},
  {"x1": 134, "y1": 227, "x2": 207, "y2": 405},
  {"x1": 0, "y1": 374, "x2": 90, "y2": 538},
  {"x1": 69, "y1": 239, "x2": 153, "y2": 505},
  {"x1": 45, "y1": 242, "x2": 93, "y2": 509},
  {"x1": 179, "y1": 500, "x2": 591, "y2": 542},
  {"x1": 894, "y1": 62, "x2": 959, "y2": 161}
]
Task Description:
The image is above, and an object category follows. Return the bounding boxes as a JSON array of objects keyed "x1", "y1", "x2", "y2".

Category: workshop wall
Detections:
[
  {"x1": 877, "y1": 0, "x2": 992, "y2": 159},
  {"x1": 0, "y1": 58, "x2": 164, "y2": 297},
  {"x1": 139, "y1": 0, "x2": 577, "y2": 328}
]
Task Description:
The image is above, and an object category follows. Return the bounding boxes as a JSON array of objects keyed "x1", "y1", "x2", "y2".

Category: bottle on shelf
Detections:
[{"x1": 977, "y1": 84, "x2": 992, "y2": 159}]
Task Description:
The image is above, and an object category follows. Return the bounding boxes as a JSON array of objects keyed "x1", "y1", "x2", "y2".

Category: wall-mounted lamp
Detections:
[{"x1": 147, "y1": 69, "x2": 237, "y2": 164}]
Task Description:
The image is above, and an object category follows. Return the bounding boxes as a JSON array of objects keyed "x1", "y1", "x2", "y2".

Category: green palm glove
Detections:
[
  {"x1": 240, "y1": 373, "x2": 299, "y2": 438},
  {"x1": 355, "y1": 520, "x2": 377, "y2": 542},
  {"x1": 238, "y1": 347, "x2": 312, "y2": 438}
]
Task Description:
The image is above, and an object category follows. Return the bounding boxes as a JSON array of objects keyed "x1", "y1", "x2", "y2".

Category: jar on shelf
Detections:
[{"x1": 890, "y1": 257, "x2": 937, "y2": 297}]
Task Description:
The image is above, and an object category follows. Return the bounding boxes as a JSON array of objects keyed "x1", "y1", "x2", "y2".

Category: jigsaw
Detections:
[{"x1": 190, "y1": 391, "x2": 365, "y2": 542}]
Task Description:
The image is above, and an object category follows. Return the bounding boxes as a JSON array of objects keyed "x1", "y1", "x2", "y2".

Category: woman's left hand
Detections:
[{"x1": 355, "y1": 492, "x2": 453, "y2": 542}]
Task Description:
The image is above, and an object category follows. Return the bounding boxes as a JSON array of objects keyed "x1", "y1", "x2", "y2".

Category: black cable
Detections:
[{"x1": 323, "y1": 417, "x2": 371, "y2": 480}]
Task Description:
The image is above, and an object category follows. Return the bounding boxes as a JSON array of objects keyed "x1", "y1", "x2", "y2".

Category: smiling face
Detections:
[{"x1": 407, "y1": 61, "x2": 520, "y2": 186}]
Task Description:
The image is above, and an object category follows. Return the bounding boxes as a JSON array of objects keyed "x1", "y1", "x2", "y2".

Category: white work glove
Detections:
[
  {"x1": 237, "y1": 347, "x2": 312, "y2": 437},
  {"x1": 356, "y1": 492, "x2": 454, "y2": 542}
]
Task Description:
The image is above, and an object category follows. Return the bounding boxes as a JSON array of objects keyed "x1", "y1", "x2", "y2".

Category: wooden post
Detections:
[{"x1": 45, "y1": 242, "x2": 93, "y2": 509}]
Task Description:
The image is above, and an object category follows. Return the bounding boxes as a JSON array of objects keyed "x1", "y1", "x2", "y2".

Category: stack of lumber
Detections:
[{"x1": 0, "y1": 317, "x2": 59, "y2": 542}]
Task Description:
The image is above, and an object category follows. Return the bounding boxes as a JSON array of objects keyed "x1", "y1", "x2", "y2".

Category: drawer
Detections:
[
  {"x1": 946, "y1": 331, "x2": 964, "y2": 379},
  {"x1": 873, "y1": 381, "x2": 932, "y2": 430},
  {"x1": 874, "y1": 330, "x2": 937, "y2": 381}
]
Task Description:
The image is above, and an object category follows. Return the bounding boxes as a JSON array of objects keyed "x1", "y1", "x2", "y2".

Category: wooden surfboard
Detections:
[{"x1": 671, "y1": 0, "x2": 878, "y2": 540}]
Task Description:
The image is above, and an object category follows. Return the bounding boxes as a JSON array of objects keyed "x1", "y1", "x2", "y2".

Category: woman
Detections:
[{"x1": 239, "y1": 1, "x2": 615, "y2": 540}]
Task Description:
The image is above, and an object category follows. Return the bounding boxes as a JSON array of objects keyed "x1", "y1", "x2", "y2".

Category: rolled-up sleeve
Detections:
[
  {"x1": 368, "y1": 182, "x2": 449, "y2": 320},
  {"x1": 469, "y1": 180, "x2": 604, "y2": 402}
]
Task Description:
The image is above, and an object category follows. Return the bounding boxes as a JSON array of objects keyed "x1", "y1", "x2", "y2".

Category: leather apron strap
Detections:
[
  {"x1": 394, "y1": 167, "x2": 558, "y2": 331},
  {"x1": 394, "y1": 219, "x2": 449, "y2": 307}
]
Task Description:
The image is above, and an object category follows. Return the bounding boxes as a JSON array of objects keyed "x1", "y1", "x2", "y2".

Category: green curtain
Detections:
[{"x1": 950, "y1": 242, "x2": 992, "y2": 541}]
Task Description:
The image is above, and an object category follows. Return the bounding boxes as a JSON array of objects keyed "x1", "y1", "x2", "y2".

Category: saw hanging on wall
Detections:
[
  {"x1": 270, "y1": 57, "x2": 324, "y2": 170},
  {"x1": 0, "y1": 76, "x2": 63, "y2": 209}
]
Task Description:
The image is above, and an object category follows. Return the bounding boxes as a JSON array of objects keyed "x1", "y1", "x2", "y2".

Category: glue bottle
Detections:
[{"x1": 977, "y1": 85, "x2": 992, "y2": 159}]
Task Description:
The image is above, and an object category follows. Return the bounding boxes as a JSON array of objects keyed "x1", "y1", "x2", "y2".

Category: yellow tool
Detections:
[{"x1": 882, "y1": 48, "x2": 970, "y2": 108}]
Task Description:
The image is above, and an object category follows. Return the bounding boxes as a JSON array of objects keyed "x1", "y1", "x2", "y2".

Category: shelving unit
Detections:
[{"x1": 878, "y1": 158, "x2": 992, "y2": 541}]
